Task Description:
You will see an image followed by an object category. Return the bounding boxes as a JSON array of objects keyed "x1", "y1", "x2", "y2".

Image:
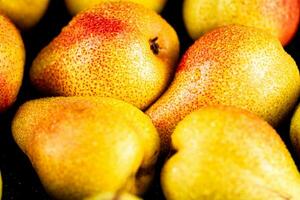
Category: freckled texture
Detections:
[
  {"x1": 12, "y1": 97, "x2": 160, "y2": 200},
  {"x1": 30, "y1": 2, "x2": 179, "y2": 110},
  {"x1": 146, "y1": 25, "x2": 300, "y2": 152},
  {"x1": 183, "y1": 0, "x2": 299, "y2": 45},
  {"x1": 161, "y1": 106, "x2": 300, "y2": 200},
  {"x1": 65, "y1": 0, "x2": 167, "y2": 15},
  {"x1": 85, "y1": 192, "x2": 142, "y2": 200},
  {"x1": 0, "y1": 15, "x2": 25, "y2": 112},
  {"x1": 0, "y1": 0, "x2": 49, "y2": 29},
  {"x1": 290, "y1": 104, "x2": 300, "y2": 158}
]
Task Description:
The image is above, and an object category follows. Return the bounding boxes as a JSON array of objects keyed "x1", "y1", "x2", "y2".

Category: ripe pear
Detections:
[
  {"x1": 0, "y1": 15, "x2": 25, "y2": 112},
  {"x1": 85, "y1": 192, "x2": 142, "y2": 200},
  {"x1": 65, "y1": 0, "x2": 167, "y2": 15},
  {"x1": 12, "y1": 97, "x2": 160, "y2": 200},
  {"x1": 290, "y1": 104, "x2": 300, "y2": 156},
  {"x1": 0, "y1": 0, "x2": 49, "y2": 29},
  {"x1": 30, "y1": 2, "x2": 179, "y2": 110},
  {"x1": 183, "y1": 0, "x2": 299, "y2": 45},
  {"x1": 161, "y1": 106, "x2": 300, "y2": 200},
  {"x1": 146, "y1": 25, "x2": 300, "y2": 152}
]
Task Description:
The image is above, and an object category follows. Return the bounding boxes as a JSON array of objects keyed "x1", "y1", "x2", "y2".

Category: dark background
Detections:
[{"x1": 0, "y1": 0, "x2": 299, "y2": 199}]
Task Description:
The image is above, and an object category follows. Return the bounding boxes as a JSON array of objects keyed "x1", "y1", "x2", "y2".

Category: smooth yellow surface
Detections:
[
  {"x1": 12, "y1": 97, "x2": 160, "y2": 200},
  {"x1": 65, "y1": 0, "x2": 167, "y2": 15},
  {"x1": 85, "y1": 192, "x2": 142, "y2": 200},
  {"x1": 290, "y1": 104, "x2": 300, "y2": 157},
  {"x1": 161, "y1": 106, "x2": 300, "y2": 200},
  {"x1": 0, "y1": 0, "x2": 49, "y2": 29}
]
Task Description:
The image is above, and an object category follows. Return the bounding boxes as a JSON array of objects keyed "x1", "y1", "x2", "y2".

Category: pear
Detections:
[
  {"x1": 0, "y1": 0, "x2": 49, "y2": 29},
  {"x1": 161, "y1": 106, "x2": 300, "y2": 200},
  {"x1": 12, "y1": 97, "x2": 160, "y2": 200},
  {"x1": 146, "y1": 25, "x2": 300, "y2": 152},
  {"x1": 65, "y1": 0, "x2": 167, "y2": 15},
  {"x1": 290, "y1": 104, "x2": 300, "y2": 156},
  {"x1": 85, "y1": 192, "x2": 142, "y2": 200},
  {"x1": 30, "y1": 2, "x2": 179, "y2": 110},
  {"x1": 183, "y1": 0, "x2": 299, "y2": 45},
  {"x1": 0, "y1": 15, "x2": 25, "y2": 112}
]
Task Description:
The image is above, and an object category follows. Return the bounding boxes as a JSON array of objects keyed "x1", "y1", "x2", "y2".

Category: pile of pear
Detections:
[{"x1": 1, "y1": 0, "x2": 300, "y2": 199}]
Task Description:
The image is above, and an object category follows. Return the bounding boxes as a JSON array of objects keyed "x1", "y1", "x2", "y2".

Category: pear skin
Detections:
[
  {"x1": 85, "y1": 192, "x2": 142, "y2": 200},
  {"x1": 0, "y1": 0, "x2": 49, "y2": 29},
  {"x1": 146, "y1": 25, "x2": 300, "y2": 152},
  {"x1": 0, "y1": 15, "x2": 25, "y2": 112},
  {"x1": 183, "y1": 0, "x2": 299, "y2": 45},
  {"x1": 65, "y1": 0, "x2": 167, "y2": 15},
  {"x1": 12, "y1": 97, "x2": 160, "y2": 200},
  {"x1": 161, "y1": 106, "x2": 300, "y2": 200},
  {"x1": 30, "y1": 2, "x2": 179, "y2": 110},
  {"x1": 290, "y1": 104, "x2": 300, "y2": 156}
]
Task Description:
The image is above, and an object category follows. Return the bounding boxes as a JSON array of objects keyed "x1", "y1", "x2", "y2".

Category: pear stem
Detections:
[{"x1": 150, "y1": 37, "x2": 160, "y2": 55}]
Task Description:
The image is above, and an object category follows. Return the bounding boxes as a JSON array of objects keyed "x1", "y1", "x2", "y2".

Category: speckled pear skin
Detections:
[
  {"x1": 183, "y1": 0, "x2": 299, "y2": 45},
  {"x1": 65, "y1": 0, "x2": 167, "y2": 15},
  {"x1": 30, "y1": 2, "x2": 179, "y2": 110},
  {"x1": 0, "y1": 0, "x2": 49, "y2": 29},
  {"x1": 0, "y1": 15, "x2": 25, "y2": 112},
  {"x1": 12, "y1": 97, "x2": 160, "y2": 200},
  {"x1": 161, "y1": 106, "x2": 300, "y2": 200},
  {"x1": 146, "y1": 25, "x2": 300, "y2": 152}
]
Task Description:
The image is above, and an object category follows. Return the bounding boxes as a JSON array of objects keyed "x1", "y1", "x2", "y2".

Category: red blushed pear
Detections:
[
  {"x1": 183, "y1": 0, "x2": 300, "y2": 45},
  {"x1": 146, "y1": 25, "x2": 300, "y2": 152},
  {"x1": 0, "y1": 15, "x2": 25, "y2": 112},
  {"x1": 30, "y1": 1, "x2": 179, "y2": 110}
]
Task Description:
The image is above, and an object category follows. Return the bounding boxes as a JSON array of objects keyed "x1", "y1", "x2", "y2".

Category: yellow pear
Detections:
[
  {"x1": 0, "y1": 14, "x2": 25, "y2": 112},
  {"x1": 146, "y1": 25, "x2": 300, "y2": 152},
  {"x1": 65, "y1": 0, "x2": 167, "y2": 15},
  {"x1": 12, "y1": 97, "x2": 160, "y2": 200},
  {"x1": 183, "y1": 0, "x2": 299, "y2": 45},
  {"x1": 161, "y1": 106, "x2": 300, "y2": 199},
  {"x1": 30, "y1": 2, "x2": 179, "y2": 110},
  {"x1": 85, "y1": 192, "x2": 142, "y2": 200},
  {"x1": 0, "y1": 0, "x2": 49, "y2": 29},
  {"x1": 290, "y1": 104, "x2": 300, "y2": 156}
]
